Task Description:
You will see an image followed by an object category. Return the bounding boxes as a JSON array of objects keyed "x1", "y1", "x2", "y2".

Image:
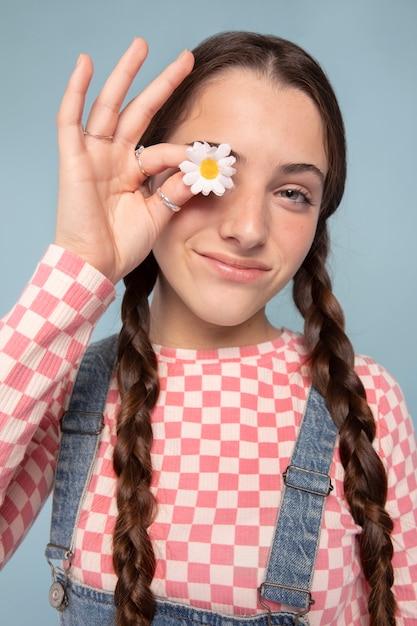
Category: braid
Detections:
[
  {"x1": 294, "y1": 220, "x2": 396, "y2": 625},
  {"x1": 112, "y1": 253, "x2": 159, "y2": 625}
]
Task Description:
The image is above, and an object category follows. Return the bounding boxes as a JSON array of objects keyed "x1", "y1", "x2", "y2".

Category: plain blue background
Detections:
[{"x1": 0, "y1": 1, "x2": 416, "y2": 623}]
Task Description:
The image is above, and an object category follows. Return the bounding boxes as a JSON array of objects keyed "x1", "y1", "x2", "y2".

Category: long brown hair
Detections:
[{"x1": 113, "y1": 31, "x2": 396, "y2": 625}]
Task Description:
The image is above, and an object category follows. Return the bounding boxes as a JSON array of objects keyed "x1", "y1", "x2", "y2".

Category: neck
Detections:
[{"x1": 149, "y1": 280, "x2": 281, "y2": 350}]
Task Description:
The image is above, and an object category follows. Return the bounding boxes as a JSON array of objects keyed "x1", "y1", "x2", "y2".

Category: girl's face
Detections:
[{"x1": 150, "y1": 69, "x2": 328, "y2": 349}]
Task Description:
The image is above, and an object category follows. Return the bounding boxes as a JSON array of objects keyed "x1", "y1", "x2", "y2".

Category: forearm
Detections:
[{"x1": 0, "y1": 244, "x2": 115, "y2": 566}]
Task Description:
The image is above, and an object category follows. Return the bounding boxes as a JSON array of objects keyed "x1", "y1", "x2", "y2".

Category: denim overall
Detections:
[{"x1": 45, "y1": 335, "x2": 338, "y2": 626}]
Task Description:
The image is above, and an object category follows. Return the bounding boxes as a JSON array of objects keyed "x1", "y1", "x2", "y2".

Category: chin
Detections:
[{"x1": 193, "y1": 306, "x2": 263, "y2": 331}]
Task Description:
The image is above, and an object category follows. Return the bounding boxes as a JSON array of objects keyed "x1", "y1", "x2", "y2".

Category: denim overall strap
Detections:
[
  {"x1": 259, "y1": 386, "x2": 338, "y2": 618},
  {"x1": 45, "y1": 334, "x2": 118, "y2": 607}
]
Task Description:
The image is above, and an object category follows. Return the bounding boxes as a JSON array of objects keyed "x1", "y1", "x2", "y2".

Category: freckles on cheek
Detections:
[{"x1": 284, "y1": 222, "x2": 317, "y2": 264}]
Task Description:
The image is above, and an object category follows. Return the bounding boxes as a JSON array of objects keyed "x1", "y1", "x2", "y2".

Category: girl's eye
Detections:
[{"x1": 277, "y1": 188, "x2": 312, "y2": 205}]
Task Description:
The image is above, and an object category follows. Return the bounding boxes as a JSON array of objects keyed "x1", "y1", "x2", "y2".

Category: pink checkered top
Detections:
[{"x1": 1, "y1": 245, "x2": 416, "y2": 625}]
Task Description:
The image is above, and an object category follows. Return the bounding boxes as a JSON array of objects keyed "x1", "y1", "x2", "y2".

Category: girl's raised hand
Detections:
[{"x1": 54, "y1": 38, "x2": 194, "y2": 284}]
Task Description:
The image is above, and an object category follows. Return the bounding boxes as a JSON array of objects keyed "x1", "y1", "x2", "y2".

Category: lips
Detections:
[{"x1": 196, "y1": 251, "x2": 271, "y2": 282}]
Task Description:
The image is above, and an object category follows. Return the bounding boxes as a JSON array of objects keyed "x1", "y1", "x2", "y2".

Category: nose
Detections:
[{"x1": 218, "y1": 184, "x2": 269, "y2": 250}]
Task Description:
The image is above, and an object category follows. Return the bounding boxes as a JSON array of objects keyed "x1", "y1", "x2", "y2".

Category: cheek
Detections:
[
  {"x1": 274, "y1": 214, "x2": 319, "y2": 265},
  {"x1": 301, "y1": 220, "x2": 319, "y2": 252},
  {"x1": 152, "y1": 222, "x2": 178, "y2": 263},
  {"x1": 154, "y1": 195, "x2": 218, "y2": 247},
  {"x1": 152, "y1": 205, "x2": 200, "y2": 261}
]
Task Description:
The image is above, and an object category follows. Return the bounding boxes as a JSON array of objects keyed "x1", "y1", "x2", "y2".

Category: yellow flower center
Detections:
[{"x1": 199, "y1": 158, "x2": 219, "y2": 179}]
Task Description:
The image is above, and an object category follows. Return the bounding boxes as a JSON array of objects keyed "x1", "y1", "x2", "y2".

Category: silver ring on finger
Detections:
[
  {"x1": 83, "y1": 127, "x2": 114, "y2": 140},
  {"x1": 157, "y1": 187, "x2": 181, "y2": 213},
  {"x1": 135, "y1": 145, "x2": 151, "y2": 178}
]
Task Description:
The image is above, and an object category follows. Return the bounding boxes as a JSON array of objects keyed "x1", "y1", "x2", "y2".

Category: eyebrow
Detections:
[
  {"x1": 192, "y1": 141, "x2": 326, "y2": 184},
  {"x1": 279, "y1": 162, "x2": 326, "y2": 184}
]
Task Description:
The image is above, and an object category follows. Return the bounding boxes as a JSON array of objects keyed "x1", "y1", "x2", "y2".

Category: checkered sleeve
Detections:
[
  {"x1": 358, "y1": 357, "x2": 417, "y2": 623},
  {"x1": 0, "y1": 245, "x2": 115, "y2": 567}
]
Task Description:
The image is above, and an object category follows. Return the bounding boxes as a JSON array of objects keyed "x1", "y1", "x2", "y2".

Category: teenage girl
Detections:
[{"x1": 0, "y1": 32, "x2": 416, "y2": 625}]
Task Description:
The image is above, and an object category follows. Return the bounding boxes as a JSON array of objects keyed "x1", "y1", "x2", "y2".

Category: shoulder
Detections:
[
  {"x1": 354, "y1": 354, "x2": 415, "y2": 463},
  {"x1": 354, "y1": 354, "x2": 407, "y2": 418}
]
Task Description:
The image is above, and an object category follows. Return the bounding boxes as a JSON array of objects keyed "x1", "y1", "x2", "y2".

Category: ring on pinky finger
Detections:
[{"x1": 157, "y1": 187, "x2": 181, "y2": 212}]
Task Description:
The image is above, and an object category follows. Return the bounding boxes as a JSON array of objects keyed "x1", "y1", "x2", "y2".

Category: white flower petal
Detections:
[
  {"x1": 211, "y1": 179, "x2": 226, "y2": 195},
  {"x1": 179, "y1": 160, "x2": 199, "y2": 174},
  {"x1": 218, "y1": 175, "x2": 234, "y2": 190},
  {"x1": 185, "y1": 148, "x2": 199, "y2": 164},
  {"x1": 183, "y1": 171, "x2": 201, "y2": 185},
  {"x1": 206, "y1": 146, "x2": 218, "y2": 159},
  {"x1": 188, "y1": 141, "x2": 208, "y2": 162},
  {"x1": 215, "y1": 143, "x2": 232, "y2": 159},
  {"x1": 190, "y1": 179, "x2": 204, "y2": 194},
  {"x1": 218, "y1": 156, "x2": 236, "y2": 168},
  {"x1": 219, "y1": 165, "x2": 236, "y2": 177},
  {"x1": 201, "y1": 179, "x2": 215, "y2": 195}
]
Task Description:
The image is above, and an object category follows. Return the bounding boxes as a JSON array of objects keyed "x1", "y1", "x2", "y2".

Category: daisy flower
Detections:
[{"x1": 179, "y1": 141, "x2": 236, "y2": 196}]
